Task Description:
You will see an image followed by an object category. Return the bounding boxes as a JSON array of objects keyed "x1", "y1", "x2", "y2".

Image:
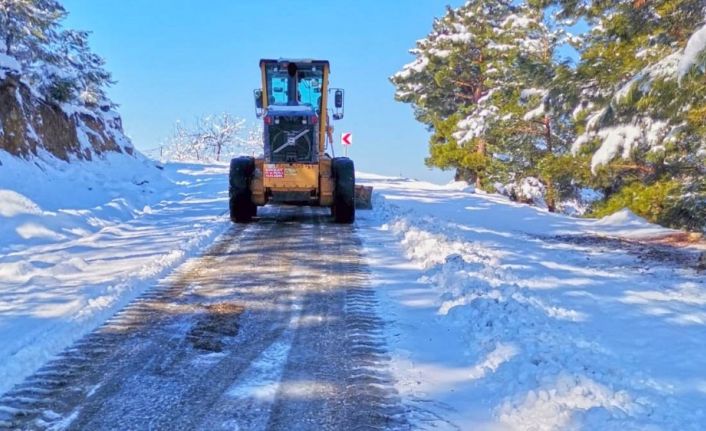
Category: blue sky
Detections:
[{"x1": 62, "y1": 0, "x2": 465, "y2": 183}]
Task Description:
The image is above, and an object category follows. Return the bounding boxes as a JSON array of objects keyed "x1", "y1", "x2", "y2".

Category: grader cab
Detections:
[{"x1": 228, "y1": 58, "x2": 368, "y2": 224}]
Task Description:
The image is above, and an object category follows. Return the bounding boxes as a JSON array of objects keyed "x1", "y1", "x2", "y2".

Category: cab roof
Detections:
[{"x1": 259, "y1": 58, "x2": 330, "y2": 67}]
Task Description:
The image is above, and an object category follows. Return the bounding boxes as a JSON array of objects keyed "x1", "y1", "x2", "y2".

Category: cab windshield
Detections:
[
  {"x1": 265, "y1": 63, "x2": 323, "y2": 112},
  {"x1": 297, "y1": 70, "x2": 322, "y2": 109}
]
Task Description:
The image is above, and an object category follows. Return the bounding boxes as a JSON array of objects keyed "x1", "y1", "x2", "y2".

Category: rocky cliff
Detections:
[{"x1": 0, "y1": 58, "x2": 134, "y2": 162}]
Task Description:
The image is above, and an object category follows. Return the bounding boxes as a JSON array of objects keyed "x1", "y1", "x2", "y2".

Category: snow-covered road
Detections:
[{"x1": 0, "y1": 205, "x2": 405, "y2": 430}]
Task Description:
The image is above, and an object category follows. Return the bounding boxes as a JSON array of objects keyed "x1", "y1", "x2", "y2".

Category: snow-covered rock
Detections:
[
  {"x1": 0, "y1": 74, "x2": 133, "y2": 161},
  {"x1": 678, "y1": 22, "x2": 706, "y2": 78}
]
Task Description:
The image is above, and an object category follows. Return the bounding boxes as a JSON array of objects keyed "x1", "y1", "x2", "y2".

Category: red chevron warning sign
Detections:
[{"x1": 341, "y1": 132, "x2": 352, "y2": 146}]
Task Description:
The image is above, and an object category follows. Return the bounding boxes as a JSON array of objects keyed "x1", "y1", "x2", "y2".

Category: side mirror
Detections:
[
  {"x1": 254, "y1": 89, "x2": 264, "y2": 117},
  {"x1": 331, "y1": 88, "x2": 344, "y2": 120}
]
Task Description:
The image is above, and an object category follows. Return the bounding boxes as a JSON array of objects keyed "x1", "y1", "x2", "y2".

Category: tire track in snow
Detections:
[{"x1": 0, "y1": 206, "x2": 407, "y2": 430}]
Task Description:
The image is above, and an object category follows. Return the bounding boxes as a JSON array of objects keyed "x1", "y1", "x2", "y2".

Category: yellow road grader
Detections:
[{"x1": 228, "y1": 59, "x2": 370, "y2": 224}]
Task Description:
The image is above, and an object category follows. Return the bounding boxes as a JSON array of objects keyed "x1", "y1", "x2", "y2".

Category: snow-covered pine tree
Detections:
[
  {"x1": 447, "y1": 0, "x2": 518, "y2": 189},
  {"x1": 557, "y1": 0, "x2": 706, "y2": 227},
  {"x1": 391, "y1": 1, "x2": 582, "y2": 210},
  {"x1": 0, "y1": 0, "x2": 114, "y2": 111},
  {"x1": 467, "y1": 2, "x2": 582, "y2": 211},
  {"x1": 390, "y1": 5, "x2": 477, "y2": 126},
  {"x1": 395, "y1": 0, "x2": 706, "y2": 228},
  {"x1": 0, "y1": 0, "x2": 65, "y2": 59},
  {"x1": 391, "y1": 1, "x2": 521, "y2": 187},
  {"x1": 390, "y1": 4, "x2": 484, "y2": 185},
  {"x1": 53, "y1": 29, "x2": 114, "y2": 107}
]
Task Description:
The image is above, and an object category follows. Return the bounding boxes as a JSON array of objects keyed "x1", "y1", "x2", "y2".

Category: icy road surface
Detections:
[{"x1": 0, "y1": 206, "x2": 406, "y2": 430}]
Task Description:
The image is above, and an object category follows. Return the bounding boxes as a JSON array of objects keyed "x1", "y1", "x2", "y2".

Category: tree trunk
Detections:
[
  {"x1": 5, "y1": 34, "x2": 12, "y2": 55},
  {"x1": 543, "y1": 116, "x2": 556, "y2": 213},
  {"x1": 455, "y1": 167, "x2": 479, "y2": 186},
  {"x1": 473, "y1": 51, "x2": 487, "y2": 189},
  {"x1": 476, "y1": 138, "x2": 486, "y2": 189}
]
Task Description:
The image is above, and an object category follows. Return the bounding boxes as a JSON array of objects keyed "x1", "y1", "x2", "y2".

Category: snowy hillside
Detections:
[
  {"x1": 356, "y1": 173, "x2": 706, "y2": 430},
  {"x1": 0, "y1": 155, "x2": 230, "y2": 395}
]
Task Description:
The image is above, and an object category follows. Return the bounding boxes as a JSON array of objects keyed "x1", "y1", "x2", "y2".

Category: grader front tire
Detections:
[
  {"x1": 229, "y1": 156, "x2": 256, "y2": 223},
  {"x1": 332, "y1": 157, "x2": 355, "y2": 224}
]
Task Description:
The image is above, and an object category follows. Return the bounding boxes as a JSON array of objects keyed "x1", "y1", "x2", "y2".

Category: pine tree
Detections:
[
  {"x1": 394, "y1": 0, "x2": 705, "y2": 226},
  {"x1": 558, "y1": 0, "x2": 706, "y2": 225},
  {"x1": 475, "y1": 2, "x2": 581, "y2": 211},
  {"x1": 48, "y1": 29, "x2": 114, "y2": 106},
  {"x1": 392, "y1": 1, "x2": 581, "y2": 210},
  {"x1": 0, "y1": 0, "x2": 65, "y2": 59},
  {"x1": 0, "y1": 1, "x2": 115, "y2": 111},
  {"x1": 391, "y1": 1, "x2": 520, "y2": 187}
]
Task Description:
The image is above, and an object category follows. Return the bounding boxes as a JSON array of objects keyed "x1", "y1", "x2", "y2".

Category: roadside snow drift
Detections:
[
  {"x1": 357, "y1": 173, "x2": 706, "y2": 430},
  {"x1": 0, "y1": 152, "x2": 230, "y2": 395}
]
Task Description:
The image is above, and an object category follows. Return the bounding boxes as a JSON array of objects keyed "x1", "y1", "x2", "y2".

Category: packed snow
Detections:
[
  {"x1": 0, "y1": 152, "x2": 231, "y2": 395},
  {"x1": 357, "y1": 173, "x2": 706, "y2": 430}
]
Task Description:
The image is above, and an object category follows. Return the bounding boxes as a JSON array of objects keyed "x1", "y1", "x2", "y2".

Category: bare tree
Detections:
[
  {"x1": 161, "y1": 113, "x2": 261, "y2": 162},
  {"x1": 194, "y1": 113, "x2": 245, "y2": 161}
]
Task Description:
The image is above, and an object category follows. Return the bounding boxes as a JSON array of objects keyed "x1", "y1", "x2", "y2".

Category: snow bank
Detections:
[
  {"x1": 0, "y1": 190, "x2": 42, "y2": 217},
  {"x1": 593, "y1": 208, "x2": 680, "y2": 239},
  {"x1": 0, "y1": 151, "x2": 169, "y2": 248},
  {"x1": 444, "y1": 180, "x2": 475, "y2": 193},
  {"x1": 0, "y1": 154, "x2": 231, "y2": 395},
  {"x1": 358, "y1": 174, "x2": 706, "y2": 429},
  {"x1": 595, "y1": 207, "x2": 649, "y2": 227}
]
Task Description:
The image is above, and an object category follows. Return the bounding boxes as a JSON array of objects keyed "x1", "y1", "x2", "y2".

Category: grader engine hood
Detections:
[{"x1": 264, "y1": 107, "x2": 318, "y2": 164}]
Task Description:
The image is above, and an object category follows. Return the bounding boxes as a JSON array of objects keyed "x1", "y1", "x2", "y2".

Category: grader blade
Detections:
[{"x1": 355, "y1": 185, "x2": 373, "y2": 209}]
